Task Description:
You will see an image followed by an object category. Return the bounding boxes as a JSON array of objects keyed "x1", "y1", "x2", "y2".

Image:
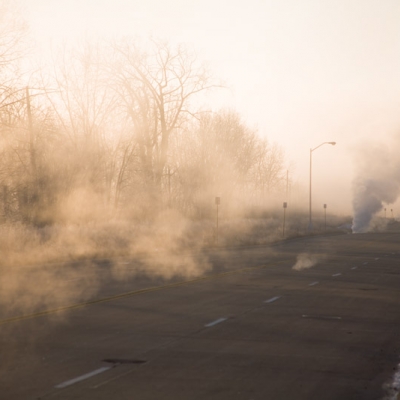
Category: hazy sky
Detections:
[{"x1": 21, "y1": 0, "x2": 400, "y2": 214}]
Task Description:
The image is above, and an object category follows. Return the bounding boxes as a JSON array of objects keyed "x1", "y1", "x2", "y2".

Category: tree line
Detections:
[{"x1": 0, "y1": 9, "x2": 286, "y2": 227}]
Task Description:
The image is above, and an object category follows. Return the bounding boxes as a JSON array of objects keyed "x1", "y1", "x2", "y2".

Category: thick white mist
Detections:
[{"x1": 351, "y1": 139, "x2": 400, "y2": 233}]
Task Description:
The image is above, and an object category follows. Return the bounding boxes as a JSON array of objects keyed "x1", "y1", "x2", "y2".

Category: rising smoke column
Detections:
[{"x1": 352, "y1": 140, "x2": 400, "y2": 233}]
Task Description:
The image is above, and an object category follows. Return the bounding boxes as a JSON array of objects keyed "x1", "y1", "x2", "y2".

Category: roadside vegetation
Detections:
[{"x1": 0, "y1": 2, "x2": 351, "y2": 268}]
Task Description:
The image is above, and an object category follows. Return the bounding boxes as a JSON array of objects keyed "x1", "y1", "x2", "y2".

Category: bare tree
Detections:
[
  {"x1": 0, "y1": 0, "x2": 27, "y2": 123},
  {"x1": 0, "y1": 0, "x2": 30, "y2": 222},
  {"x1": 111, "y1": 39, "x2": 218, "y2": 206},
  {"x1": 171, "y1": 111, "x2": 255, "y2": 215},
  {"x1": 0, "y1": 24, "x2": 287, "y2": 227},
  {"x1": 0, "y1": 0, "x2": 26, "y2": 73},
  {"x1": 43, "y1": 41, "x2": 121, "y2": 209},
  {"x1": 251, "y1": 139, "x2": 285, "y2": 196},
  {"x1": 169, "y1": 110, "x2": 286, "y2": 216}
]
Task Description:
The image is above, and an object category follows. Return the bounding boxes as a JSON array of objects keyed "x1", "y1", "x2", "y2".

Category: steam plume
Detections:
[
  {"x1": 352, "y1": 140, "x2": 400, "y2": 233},
  {"x1": 292, "y1": 253, "x2": 319, "y2": 271}
]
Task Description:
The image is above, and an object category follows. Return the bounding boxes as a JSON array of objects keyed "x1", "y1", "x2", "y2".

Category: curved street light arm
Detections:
[{"x1": 311, "y1": 141, "x2": 336, "y2": 153}]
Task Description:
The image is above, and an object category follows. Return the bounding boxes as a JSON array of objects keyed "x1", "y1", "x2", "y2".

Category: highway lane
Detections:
[
  {"x1": 0, "y1": 233, "x2": 355, "y2": 322},
  {"x1": 1, "y1": 232, "x2": 400, "y2": 399}
]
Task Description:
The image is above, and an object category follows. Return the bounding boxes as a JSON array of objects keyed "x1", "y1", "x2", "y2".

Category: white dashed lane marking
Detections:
[
  {"x1": 332, "y1": 273, "x2": 342, "y2": 277},
  {"x1": 205, "y1": 318, "x2": 227, "y2": 328},
  {"x1": 308, "y1": 281, "x2": 319, "y2": 286},
  {"x1": 264, "y1": 296, "x2": 281, "y2": 304},
  {"x1": 351, "y1": 267, "x2": 358, "y2": 270},
  {"x1": 55, "y1": 367, "x2": 112, "y2": 389}
]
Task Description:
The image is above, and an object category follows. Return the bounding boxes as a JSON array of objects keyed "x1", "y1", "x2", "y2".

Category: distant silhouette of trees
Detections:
[
  {"x1": 169, "y1": 110, "x2": 285, "y2": 217},
  {"x1": 110, "y1": 39, "x2": 218, "y2": 212},
  {"x1": 0, "y1": 27, "x2": 287, "y2": 225}
]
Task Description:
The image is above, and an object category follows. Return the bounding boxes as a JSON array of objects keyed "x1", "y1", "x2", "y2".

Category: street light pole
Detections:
[
  {"x1": 309, "y1": 148, "x2": 312, "y2": 230},
  {"x1": 308, "y1": 142, "x2": 336, "y2": 231}
]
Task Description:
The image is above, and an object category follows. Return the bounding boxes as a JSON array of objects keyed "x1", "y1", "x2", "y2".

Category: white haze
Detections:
[
  {"x1": 292, "y1": 253, "x2": 320, "y2": 271},
  {"x1": 21, "y1": 0, "x2": 400, "y2": 214},
  {"x1": 0, "y1": 0, "x2": 397, "y2": 322},
  {"x1": 352, "y1": 138, "x2": 400, "y2": 233}
]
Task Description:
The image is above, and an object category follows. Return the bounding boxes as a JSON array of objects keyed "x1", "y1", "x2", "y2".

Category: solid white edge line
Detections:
[
  {"x1": 55, "y1": 366, "x2": 112, "y2": 389},
  {"x1": 205, "y1": 317, "x2": 227, "y2": 327},
  {"x1": 264, "y1": 296, "x2": 281, "y2": 303},
  {"x1": 308, "y1": 281, "x2": 319, "y2": 286}
]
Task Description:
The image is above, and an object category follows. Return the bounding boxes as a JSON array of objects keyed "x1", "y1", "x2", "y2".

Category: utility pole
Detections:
[
  {"x1": 26, "y1": 87, "x2": 36, "y2": 176},
  {"x1": 215, "y1": 197, "x2": 220, "y2": 245},
  {"x1": 323, "y1": 204, "x2": 327, "y2": 231},
  {"x1": 283, "y1": 202, "x2": 287, "y2": 237},
  {"x1": 25, "y1": 86, "x2": 37, "y2": 224}
]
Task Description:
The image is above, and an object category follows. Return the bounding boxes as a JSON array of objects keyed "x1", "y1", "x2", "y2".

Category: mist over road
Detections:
[{"x1": 2, "y1": 233, "x2": 400, "y2": 400}]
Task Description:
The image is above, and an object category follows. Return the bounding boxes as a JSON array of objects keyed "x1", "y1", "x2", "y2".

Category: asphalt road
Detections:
[{"x1": 1, "y1": 232, "x2": 400, "y2": 400}]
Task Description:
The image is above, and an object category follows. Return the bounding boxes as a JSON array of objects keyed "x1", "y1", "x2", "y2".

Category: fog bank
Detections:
[{"x1": 352, "y1": 138, "x2": 400, "y2": 233}]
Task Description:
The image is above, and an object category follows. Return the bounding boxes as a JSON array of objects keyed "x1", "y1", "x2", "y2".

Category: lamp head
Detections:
[{"x1": 328, "y1": 142, "x2": 336, "y2": 145}]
